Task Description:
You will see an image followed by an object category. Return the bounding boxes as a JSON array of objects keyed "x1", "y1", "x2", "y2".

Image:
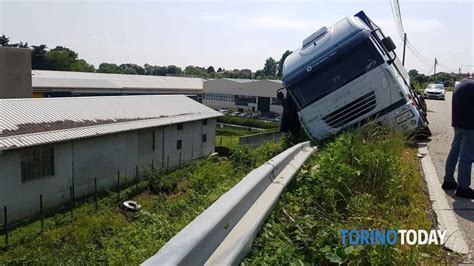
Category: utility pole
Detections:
[
  {"x1": 402, "y1": 33, "x2": 407, "y2": 66},
  {"x1": 433, "y1": 58, "x2": 437, "y2": 75}
]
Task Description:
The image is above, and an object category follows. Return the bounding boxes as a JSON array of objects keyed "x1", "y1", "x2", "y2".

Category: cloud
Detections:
[
  {"x1": 244, "y1": 16, "x2": 333, "y2": 30},
  {"x1": 376, "y1": 17, "x2": 444, "y2": 36},
  {"x1": 187, "y1": 12, "x2": 228, "y2": 22}
]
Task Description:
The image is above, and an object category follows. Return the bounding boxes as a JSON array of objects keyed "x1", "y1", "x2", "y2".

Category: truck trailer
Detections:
[{"x1": 279, "y1": 11, "x2": 430, "y2": 141}]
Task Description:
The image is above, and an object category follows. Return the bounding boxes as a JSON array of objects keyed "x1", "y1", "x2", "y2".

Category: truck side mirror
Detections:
[
  {"x1": 382, "y1": 36, "x2": 396, "y2": 52},
  {"x1": 277, "y1": 91, "x2": 285, "y2": 101}
]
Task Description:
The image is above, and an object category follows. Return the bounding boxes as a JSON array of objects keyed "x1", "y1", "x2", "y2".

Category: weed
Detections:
[
  {"x1": 244, "y1": 126, "x2": 455, "y2": 264},
  {"x1": 0, "y1": 140, "x2": 284, "y2": 264}
]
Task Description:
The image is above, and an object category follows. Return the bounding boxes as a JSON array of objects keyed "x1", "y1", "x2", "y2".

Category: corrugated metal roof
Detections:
[
  {"x1": 32, "y1": 70, "x2": 204, "y2": 91},
  {"x1": 0, "y1": 95, "x2": 222, "y2": 151}
]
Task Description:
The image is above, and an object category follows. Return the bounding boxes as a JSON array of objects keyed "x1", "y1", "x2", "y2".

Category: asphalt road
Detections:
[{"x1": 425, "y1": 91, "x2": 474, "y2": 260}]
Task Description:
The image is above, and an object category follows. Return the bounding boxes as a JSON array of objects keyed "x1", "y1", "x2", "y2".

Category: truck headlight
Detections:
[{"x1": 396, "y1": 110, "x2": 414, "y2": 124}]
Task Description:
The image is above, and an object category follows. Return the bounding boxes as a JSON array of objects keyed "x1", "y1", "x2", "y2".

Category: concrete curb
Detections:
[
  {"x1": 142, "y1": 141, "x2": 317, "y2": 266},
  {"x1": 417, "y1": 142, "x2": 470, "y2": 254}
]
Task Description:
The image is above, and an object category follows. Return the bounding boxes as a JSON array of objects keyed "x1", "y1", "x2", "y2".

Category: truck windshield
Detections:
[{"x1": 289, "y1": 39, "x2": 384, "y2": 108}]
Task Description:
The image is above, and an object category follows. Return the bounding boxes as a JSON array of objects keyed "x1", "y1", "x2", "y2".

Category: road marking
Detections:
[{"x1": 418, "y1": 142, "x2": 470, "y2": 255}]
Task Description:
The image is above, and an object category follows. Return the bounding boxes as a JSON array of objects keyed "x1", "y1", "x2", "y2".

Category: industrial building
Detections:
[
  {"x1": 0, "y1": 95, "x2": 221, "y2": 223},
  {"x1": 32, "y1": 70, "x2": 204, "y2": 98},
  {"x1": 0, "y1": 47, "x2": 32, "y2": 98},
  {"x1": 203, "y1": 78, "x2": 283, "y2": 115}
]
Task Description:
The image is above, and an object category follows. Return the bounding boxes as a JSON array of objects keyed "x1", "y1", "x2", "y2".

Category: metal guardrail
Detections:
[{"x1": 142, "y1": 141, "x2": 316, "y2": 266}]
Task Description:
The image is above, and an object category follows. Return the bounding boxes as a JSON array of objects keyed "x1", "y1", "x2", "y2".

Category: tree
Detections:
[
  {"x1": 431, "y1": 72, "x2": 456, "y2": 87},
  {"x1": 31, "y1": 44, "x2": 49, "y2": 69},
  {"x1": 166, "y1": 65, "x2": 182, "y2": 76},
  {"x1": 17, "y1": 42, "x2": 29, "y2": 48},
  {"x1": 0, "y1": 34, "x2": 9, "y2": 46},
  {"x1": 153, "y1": 66, "x2": 168, "y2": 76},
  {"x1": 238, "y1": 69, "x2": 252, "y2": 79},
  {"x1": 45, "y1": 46, "x2": 79, "y2": 71},
  {"x1": 254, "y1": 70, "x2": 265, "y2": 79},
  {"x1": 207, "y1": 66, "x2": 215, "y2": 73},
  {"x1": 97, "y1": 63, "x2": 121, "y2": 73},
  {"x1": 184, "y1": 65, "x2": 207, "y2": 77},
  {"x1": 119, "y1": 64, "x2": 144, "y2": 75},
  {"x1": 144, "y1": 64, "x2": 155, "y2": 75},
  {"x1": 72, "y1": 59, "x2": 95, "y2": 72},
  {"x1": 217, "y1": 67, "x2": 223, "y2": 72},
  {"x1": 263, "y1": 57, "x2": 277, "y2": 78},
  {"x1": 277, "y1": 50, "x2": 292, "y2": 77}
]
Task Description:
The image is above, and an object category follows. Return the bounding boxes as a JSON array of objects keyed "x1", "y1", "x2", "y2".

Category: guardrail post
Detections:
[
  {"x1": 135, "y1": 165, "x2": 139, "y2": 191},
  {"x1": 94, "y1": 178, "x2": 98, "y2": 211},
  {"x1": 69, "y1": 186, "x2": 74, "y2": 219},
  {"x1": 40, "y1": 194, "x2": 44, "y2": 233},
  {"x1": 117, "y1": 171, "x2": 120, "y2": 203},
  {"x1": 3, "y1": 206, "x2": 7, "y2": 250}
]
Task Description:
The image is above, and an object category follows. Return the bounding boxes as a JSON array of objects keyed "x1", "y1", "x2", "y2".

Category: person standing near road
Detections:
[{"x1": 442, "y1": 78, "x2": 474, "y2": 199}]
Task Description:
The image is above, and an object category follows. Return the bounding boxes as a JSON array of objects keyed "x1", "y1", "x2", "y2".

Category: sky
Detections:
[{"x1": 0, "y1": 0, "x2": 473, "y2": 75}]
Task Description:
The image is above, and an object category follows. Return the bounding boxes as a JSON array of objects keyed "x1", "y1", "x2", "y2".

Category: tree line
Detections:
[
  {"x1": 408, "y1": 69, "x2": 460, "y2": 90},
  {"x1": 1, "y1": 34, "x2": 290, "y2": 80}
]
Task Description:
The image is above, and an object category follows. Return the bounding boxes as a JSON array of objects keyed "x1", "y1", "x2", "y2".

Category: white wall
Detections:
[
  {"x1": 203, "y1": 79, "x2": 283, "y2": 115},
  {"x1": 0, "y1": 118, "x2": 217, "y2": 224}
]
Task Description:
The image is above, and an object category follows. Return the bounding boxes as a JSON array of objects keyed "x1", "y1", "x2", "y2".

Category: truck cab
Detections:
[{"x1": 281, "y1": 11, "x2": 429, "y2": 141}]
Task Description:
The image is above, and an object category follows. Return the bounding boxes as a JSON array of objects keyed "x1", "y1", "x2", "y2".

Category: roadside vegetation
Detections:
[
  {"x1": 244, "y1": 126, "x2": 456, "y2": 265},
  {"x1": 409, "y1": 69, "x2": 457, "y2": 92},
  {"x1": 217, "y1": 115, "x2": 279, "y2": 130},
  {"x1": 0, "y1": 34, "x2": 289, "y2": 80},
  {"x1": 0, "y1": 141, "x2": 284, "y2": 264}
]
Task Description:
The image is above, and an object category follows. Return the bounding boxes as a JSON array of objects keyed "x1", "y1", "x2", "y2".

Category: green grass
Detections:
[
  {"x1": 216, "y1": 126, "x2": 261, "y2": 137},
  {"x1": 217, "y1": 115, "x2": 279, "y2": 129},
  {"x1": 244, "y1": 126, "x2": 457, "y2": 265},
  {"x1": 215, "y1": 135, "x2": 240, "y2": 148},
  {"x1": 0, "y1": 141, "x2": 285, "y2": 264}
]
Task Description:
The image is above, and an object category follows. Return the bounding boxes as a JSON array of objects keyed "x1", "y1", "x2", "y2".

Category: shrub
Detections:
[{"x1": 245, "y1": 126, "x2": 451, "y2": 264}]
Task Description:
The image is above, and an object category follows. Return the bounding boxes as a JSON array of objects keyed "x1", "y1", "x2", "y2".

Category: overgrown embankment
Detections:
[
  {"x1": 0, "y1": 141, "x2": 284, "y2": 264},
  {"x1": 244, "y1": 127, "x2": 456, "y2": 265}
]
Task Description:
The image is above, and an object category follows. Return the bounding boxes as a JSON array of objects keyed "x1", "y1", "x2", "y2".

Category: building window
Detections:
[
  {"x1": 203, "y1": 93, "x2": 234, "y2": 102},
  {"x1": 177, "y1": 123, "x2": 183, "y2": 130},
  {"x1": 202, "y1": 134, "x2": 207, "y2": 143},
  {"x1": 235, "y1": 95, "x2": 257, "y2": 104},
  {"x1": 202, "y1": 119, "x2": 208, "y2": 126},
  {"x1": 271, "y1": 97, "x2": 282, "y2": 106},
  {"x1": 177, "y1": 139, "x2": 182, "y2": 150},
  {"x1": 21, "y1": 146, "x2": 55, "y2": 182}
]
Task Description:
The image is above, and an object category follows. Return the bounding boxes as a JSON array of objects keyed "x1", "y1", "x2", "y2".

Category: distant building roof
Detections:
[
  {"x1": 0, "y1": 95, "x2": 222, "y2": 151},
  {"x1": 32, "y1": 70, "x2": 204, "y2": 93}
]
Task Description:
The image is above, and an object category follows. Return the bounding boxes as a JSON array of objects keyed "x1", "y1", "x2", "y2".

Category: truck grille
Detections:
[{"x1": 323, "y1": 91, "x2": 376, "y2": 128}]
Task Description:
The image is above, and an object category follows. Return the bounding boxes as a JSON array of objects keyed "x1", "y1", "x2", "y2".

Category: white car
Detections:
[{"x1": 424, "y1": 84, "x2": 446, "y2": 100}]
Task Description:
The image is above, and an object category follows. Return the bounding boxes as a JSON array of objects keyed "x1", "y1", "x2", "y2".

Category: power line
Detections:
[
  {"x1": 405, "y1": 40, "x2": 433, "y2": 65},
  {"x1": 388, "y1": 0, "x2": 456, "y2": 73},
  {"x1": 389, "y1": 0, "x2": 405, "y2": 39}
]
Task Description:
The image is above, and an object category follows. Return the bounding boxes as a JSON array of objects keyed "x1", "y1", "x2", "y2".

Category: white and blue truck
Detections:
[{"x1": 279, "y1": 11, "x2": 430, "y2": 141}]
